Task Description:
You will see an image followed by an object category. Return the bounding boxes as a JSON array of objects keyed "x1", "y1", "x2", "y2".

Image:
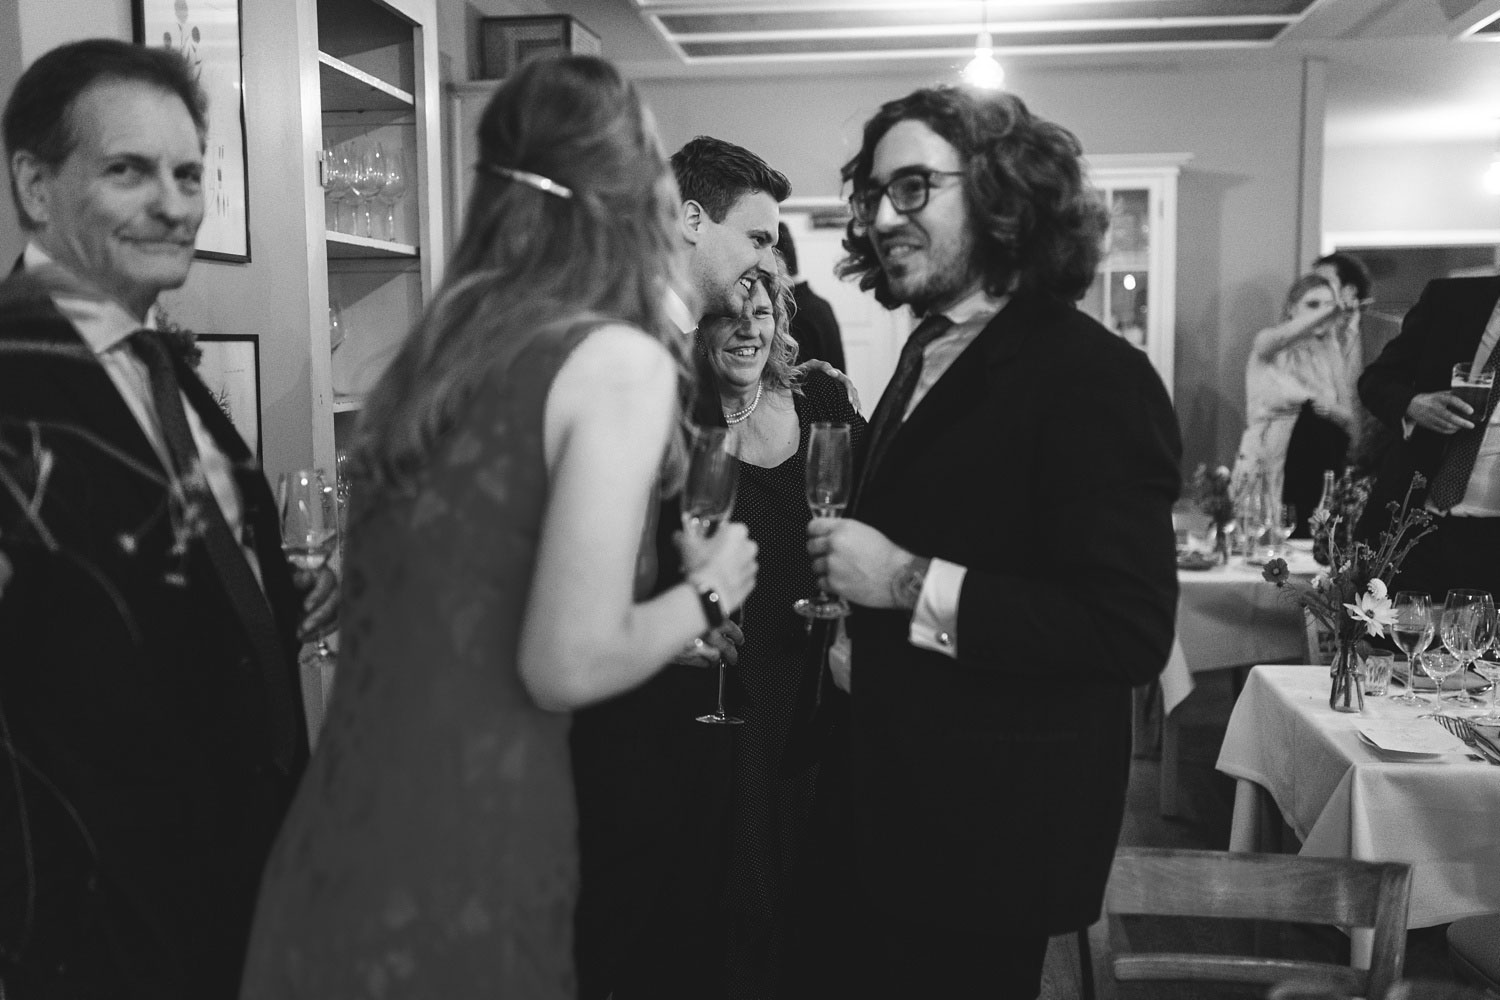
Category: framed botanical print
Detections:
[{"x1": 133, "y1": 0, "x2": 251, "y2": 262}]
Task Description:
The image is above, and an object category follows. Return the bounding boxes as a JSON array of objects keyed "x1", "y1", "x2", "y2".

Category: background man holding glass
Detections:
[
  {"x1": 1357, "y1": 274, "x2": 1500, "y2": 598},
  {"x1": 804, "y1": 84, "x2": 1180, "y2": 997},
  {"x1": 0, "y1": 39, "x2": 333, "y2": 998}
]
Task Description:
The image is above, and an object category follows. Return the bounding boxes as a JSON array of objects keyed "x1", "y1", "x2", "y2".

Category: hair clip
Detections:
[{"x1": 480, "y1": 163, "x2": 573, "y2": 200}]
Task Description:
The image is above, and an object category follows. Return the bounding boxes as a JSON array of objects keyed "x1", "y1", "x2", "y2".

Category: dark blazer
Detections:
[
  {"x1": 0, "y1": 272, "x2": 307, "y2": 999},
  {"x1": 1356, "y1": 275, "x2": 1500, "y2": 538},
  {"x1": 791, "y1": 282, "x2": 846, "y2": 371},
  {"x1": 846, "y1": 292, "x2": 1180, "y2": 934}
]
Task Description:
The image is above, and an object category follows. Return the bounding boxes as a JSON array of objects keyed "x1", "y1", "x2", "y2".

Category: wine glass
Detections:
[
  {"x1": 376, "y1": 146, "x2": 408, "y2": 242},
  {"x1": 680, "y1": 426, "x2": 742, "y2": 725},
  {"x1": 278, "y1": 468, "x2": 337, "y2": 665},
  {"x1": 322, "y1": 140, "x2": 353, "y2": 233},
  {"x1": 1390, "y1": 591, "x2": 1434, "y2": 705},
  {"x1": 1474, "y1": 599, "x2": 1500, "y2": 723},
  {"x1": 794, "y1": 422, "x2": 852, "y2": 621},
  {"x1": 1420, "y1": 651, "x2": 1463, "y2": 714},
  {"x1": 1440, "y1": 589, "x2": 1493, "y2": 710},
  {"x1": 328, "y1": 300, "x2": 345, "y2": 351},
  {"x1": 348, "y1": 140, "x2": 385, "y2": 239}
]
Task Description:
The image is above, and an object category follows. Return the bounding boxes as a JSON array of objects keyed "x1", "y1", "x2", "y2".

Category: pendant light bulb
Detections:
[
  {"x1": 962, "y1": 2, "x2": 1004, "y2": 90},
  {"x1": 963, "y1": 34, "x2": 1005, "y2": 90}
]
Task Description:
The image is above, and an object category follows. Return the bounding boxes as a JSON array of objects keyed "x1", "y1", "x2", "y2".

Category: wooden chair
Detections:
[
  {"x1": 1085, "y1": 847, "x2": 1413, "y2": 1000},
  {"x1": 1305, "y1": 609, "x2": 1340, "y2": 666}
]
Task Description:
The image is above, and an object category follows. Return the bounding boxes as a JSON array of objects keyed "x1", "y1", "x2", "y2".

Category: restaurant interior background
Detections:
[{"x1": 2, "y1": 0, "x2": 1499, "y2": 485}]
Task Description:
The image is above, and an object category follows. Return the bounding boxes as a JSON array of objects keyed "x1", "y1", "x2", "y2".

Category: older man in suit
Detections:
[
  {"x1": 806, "y1": 85, "x2": 1180, "y2": 998},
  {"x1": 0, "y1": 39, "x2": 332, "y2": 999},
  {"x1": 1357, "y1": 274, "x2": 1500, "y2": 597}
]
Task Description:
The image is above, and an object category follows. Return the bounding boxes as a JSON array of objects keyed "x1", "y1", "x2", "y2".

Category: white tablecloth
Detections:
[
  {"x1": 1161, "y1": 549, "x2": 1321, "y2": 713},
  {"x1": 1217, "y1": 665, "x2": 1500, "y2": 929}
]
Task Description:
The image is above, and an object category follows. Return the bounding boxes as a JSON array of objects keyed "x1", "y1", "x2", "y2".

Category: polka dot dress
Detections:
[{"x1": 722, "y1": 371, "x2": 866, "y2": 998}]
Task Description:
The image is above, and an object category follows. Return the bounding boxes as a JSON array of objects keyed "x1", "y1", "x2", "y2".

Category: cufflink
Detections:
[{"x1": 936, "y1": 631, "x2": 952, "y2": 647}]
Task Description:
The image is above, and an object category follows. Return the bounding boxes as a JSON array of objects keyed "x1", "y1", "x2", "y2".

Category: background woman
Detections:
[
  {"x1": 1232, "y1": 272, "x2": 1360, "y2": 536},
  {"x1": 239, "y1": 55, "x2": 757, "y2": 999},
  {"x1": 696, "y1": 263, "x2": 866, "y2": 998}
]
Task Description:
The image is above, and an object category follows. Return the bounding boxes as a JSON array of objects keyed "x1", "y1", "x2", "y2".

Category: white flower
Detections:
[{"x1": 1344, "y1": 580, "x2": 1398, "y2": 638}]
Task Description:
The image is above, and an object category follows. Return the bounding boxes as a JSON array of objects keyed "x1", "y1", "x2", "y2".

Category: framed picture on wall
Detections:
[
  {"x1": 133, "y1": 0, "x2": 251, "y2": 262},
  {"x1": 195, "y1": 334, "x2": 262, "y2": 465}
]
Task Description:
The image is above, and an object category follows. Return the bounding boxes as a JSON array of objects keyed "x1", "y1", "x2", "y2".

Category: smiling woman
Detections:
[{"x1": 694, "y1": 261, "x2": 868, "y2": 998}]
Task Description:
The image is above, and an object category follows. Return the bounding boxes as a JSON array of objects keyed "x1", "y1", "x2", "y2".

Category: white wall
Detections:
[
  {"x1": 1325, "y1": 139, "x2": 1500, "y2": 237},
  {"x1": 636, "y1": 56, "x2": 1314, "y2": 471}
]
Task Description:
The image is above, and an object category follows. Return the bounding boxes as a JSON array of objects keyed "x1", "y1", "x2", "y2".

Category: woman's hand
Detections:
[
  {"x1": 678, "y1": 521, "x2": 758, "y2": 618},
  {"x1": 1311, "y1": 399, "x2": 1356, "y2": 434},
  {"x1": 670, "y1": 617, "x2": 745, "y2": 668}
]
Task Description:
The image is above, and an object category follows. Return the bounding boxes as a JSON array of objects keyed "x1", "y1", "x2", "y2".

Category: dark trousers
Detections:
[
  {"x1": 1284, "y1": 403, "x2": 1350, "y2": 538},
  {"x1": 1391, "y1": 513, "x2": 1500, "y2": 600}
]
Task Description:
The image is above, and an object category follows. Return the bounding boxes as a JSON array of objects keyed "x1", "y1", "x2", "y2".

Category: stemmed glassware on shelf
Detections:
[
  {"x1": 794, "y1": 422, "x2": 853, "y2": 621},
  {"x1": 376, "y1": 146, "x2": 408, "y2": 242},
  {"x1": 680, "y1": 426, "x2": 743, "y2": 726},
  {"x1": 348, "y1": 141, "x2": 385, "y2": 239},
  {"x1": 1440, "y1": 589, "x2": 1494, "y2": 711},
  {"x1": 1390, "y1": 591, "x2": 1435, "y2": 706},
  {"x1": 321, "y1": 141, "x2": 354, "y2": 233},
  {"x1": 279, "y1": 468, "x2": 338, "y2": 667}
]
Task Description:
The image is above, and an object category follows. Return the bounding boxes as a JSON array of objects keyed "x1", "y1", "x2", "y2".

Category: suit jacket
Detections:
[
  {"x1": 791, "y1": 282, "x2": 846, "y2": 371},
  {"x1": 1356, "y1": 275, "x2": 1500, "y2": 538},
  {"x1": 845, "y1": 292, "x2": 1180, "y2": 934},
  {"x1": 0, "y1": 272, "x2": 308, "y2": 999}
]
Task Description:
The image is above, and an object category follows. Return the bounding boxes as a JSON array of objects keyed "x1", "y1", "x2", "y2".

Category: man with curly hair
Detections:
[{"x1": 802, "y1": 85, "x2": 1182, "y2": 998}]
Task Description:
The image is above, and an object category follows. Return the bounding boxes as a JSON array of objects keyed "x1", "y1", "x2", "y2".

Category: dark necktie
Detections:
[
  {"x1": 128, "y1": 330, "x2": 299, "y2": 771},
  {"x1": 857, "y1": 313, "x2": 953, "y2": 499},
  {"x1": 1427, "y1": 346, "x2": 1500, "y2": 513}
]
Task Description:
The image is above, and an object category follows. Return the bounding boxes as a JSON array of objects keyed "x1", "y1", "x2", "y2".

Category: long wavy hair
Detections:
[
  {"x1": 352, "y1": 55, "x2": 691, "y2": 496},
  {"x1": 837, "y1": 86, "x2": 1108, "y2": 308}
]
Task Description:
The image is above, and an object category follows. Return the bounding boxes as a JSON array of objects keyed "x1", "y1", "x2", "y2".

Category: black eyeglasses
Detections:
[{"x1": 849, "y1": 169, "x2": 964, "y2": 226}]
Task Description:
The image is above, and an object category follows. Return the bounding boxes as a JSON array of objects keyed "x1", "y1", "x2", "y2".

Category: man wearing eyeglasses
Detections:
[{"x1": 802, "y1": 85, "x2": 1181, "y2": 998}]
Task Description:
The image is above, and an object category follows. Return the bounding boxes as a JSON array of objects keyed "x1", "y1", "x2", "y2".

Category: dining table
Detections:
[
  {"x1": 1217, "y1": 664, "x2": 1500, "y2": 965},
  {"x1": 1155, "y1": 544, "x2": 1322, "y2": 815}
]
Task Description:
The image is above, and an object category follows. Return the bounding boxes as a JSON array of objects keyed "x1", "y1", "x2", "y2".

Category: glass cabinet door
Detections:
[{"x1": 1079, "y1": 155, "x2": 1189, "y2": 400}]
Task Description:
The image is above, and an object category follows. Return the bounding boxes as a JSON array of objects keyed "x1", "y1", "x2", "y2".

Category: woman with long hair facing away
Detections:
[
  {"x1": 1231, "y1": 272, "x2": 1360, "y2": 536},
  {"x1": 238, "y1": 55, "x2": 758, "y2": 999}
]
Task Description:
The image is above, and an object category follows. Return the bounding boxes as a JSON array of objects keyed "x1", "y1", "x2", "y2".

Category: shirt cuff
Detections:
[
  {"x1": 909, "y1": 557, "x2": 964, "y2": 658},
  {"x1": 1402, "y1": 417, "x2": 1415, "y2": 440}
]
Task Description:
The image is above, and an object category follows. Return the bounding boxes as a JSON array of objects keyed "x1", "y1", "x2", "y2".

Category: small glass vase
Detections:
[{"x1": 1329, "y1": 639, "x2": 1364, "y2": 713}]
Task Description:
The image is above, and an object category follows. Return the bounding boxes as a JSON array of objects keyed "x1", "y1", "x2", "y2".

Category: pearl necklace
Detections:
[{"x1": 723, "y1": 382, "x2": 764, "y2": 425}]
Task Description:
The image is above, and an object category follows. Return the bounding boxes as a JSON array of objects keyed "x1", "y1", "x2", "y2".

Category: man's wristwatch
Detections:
[{"x1": 891, "y1": 557, "x2": 932, "y2": 610}]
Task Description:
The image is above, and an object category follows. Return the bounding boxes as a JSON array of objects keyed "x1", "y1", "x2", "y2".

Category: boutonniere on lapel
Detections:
[{"x1": 156, "y1": 306, "x2": 233, "y2": 422}]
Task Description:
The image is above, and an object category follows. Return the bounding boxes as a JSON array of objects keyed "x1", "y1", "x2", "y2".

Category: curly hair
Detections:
[
  {"x1": 837, "y1": 86, "x2": 1108, "y2": 307},
  {"x1": 696, "y1": 251, "x2": 801, "y2": 402}
]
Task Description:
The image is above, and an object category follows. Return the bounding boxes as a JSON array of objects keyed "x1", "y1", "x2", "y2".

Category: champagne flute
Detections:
[
  {"x1": 279, "y1": 468, "x2": 337, "y2": 665},
  {"x1": 681, "y1": 426, "x2": 742, "y2": 725},
  {"x1": 1441, "y1": 589, "x2": 1492, "y2": 710},
  {"x1": 1390, "y1": 591, "x2": 1434, "y2": 705},
  {"x1": 794, "y1": 422, "x2": 852, "y2": 621}
]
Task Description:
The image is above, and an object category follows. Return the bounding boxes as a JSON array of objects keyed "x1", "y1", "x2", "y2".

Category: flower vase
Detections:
[{"x1": 1328, "y1": 640, "x2": 1364, "y2": 713}]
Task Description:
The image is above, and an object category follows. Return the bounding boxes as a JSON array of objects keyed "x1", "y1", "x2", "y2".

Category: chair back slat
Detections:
[
  {"x1": 1095, "y1": 848, "x2": 1413, "y2": 1000},
  {"x1": 1114, "y1": 953, "x2": 1365, "y2": 992}
]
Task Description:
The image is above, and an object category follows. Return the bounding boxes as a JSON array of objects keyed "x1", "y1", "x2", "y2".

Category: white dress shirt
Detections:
[
  {"x1": 23, "y1": 244, "x2": 264, "y2": 587},
  {"x1": 902, "y1": 289, "x2": 1008, "y2": 658}
]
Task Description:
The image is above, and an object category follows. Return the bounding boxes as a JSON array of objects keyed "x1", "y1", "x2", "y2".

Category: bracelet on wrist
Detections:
[{"x1": 690, "y1": 577, "x2": 725, "y2": 629}]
